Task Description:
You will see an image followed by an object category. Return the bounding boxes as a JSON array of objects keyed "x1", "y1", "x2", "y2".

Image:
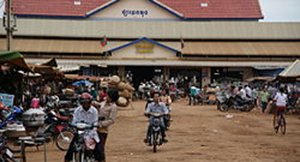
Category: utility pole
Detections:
[
  {"x1": 6, "y1": 0, "x2": 12, "y2": 51},
  {"x1": 4, "y1": 0, "x2": 16, "y2": 51}
]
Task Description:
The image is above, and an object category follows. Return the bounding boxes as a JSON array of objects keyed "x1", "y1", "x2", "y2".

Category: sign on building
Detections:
[
  {"x1": 135, "y1": 41, "x2": 154, "y2": 53},
  {"x1": 0, "y1": 93, "x2": 15, "y2": 108}
]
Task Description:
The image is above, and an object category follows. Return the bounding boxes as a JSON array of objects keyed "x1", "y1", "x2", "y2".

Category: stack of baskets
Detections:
[{"x1": 106, "y1": 75, "x2": 135, "y2": 107}]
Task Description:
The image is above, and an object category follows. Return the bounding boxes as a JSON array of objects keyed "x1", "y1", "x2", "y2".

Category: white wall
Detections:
[{"x1": 90, "y1": 0, "x2": 178, "y2": 20}]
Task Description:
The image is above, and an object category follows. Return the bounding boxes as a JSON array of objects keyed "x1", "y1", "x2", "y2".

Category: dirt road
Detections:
[{"x1": 25, "y1": 100, "x2": 300, "y2": 162}]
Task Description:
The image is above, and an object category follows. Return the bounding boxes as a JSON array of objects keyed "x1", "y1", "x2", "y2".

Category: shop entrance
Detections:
[{"x1": 126, "y1": 66, "x2": 163, "y2": 89}]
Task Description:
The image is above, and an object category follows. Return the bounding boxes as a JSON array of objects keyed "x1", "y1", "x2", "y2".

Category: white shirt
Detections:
[
  {"x1": 245, "y1": 86, "x2": 252, "y2": 98},
  {"x1": 274, "y1": 92, "x2": 287, "y2": 107},
  {"x1": 239, "y1": 89, "x2": 247, "y2": 99}
]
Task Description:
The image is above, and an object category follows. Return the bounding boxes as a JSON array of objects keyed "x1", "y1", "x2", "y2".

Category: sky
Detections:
[{"x1": 259, "y1": 0, "x2": 300, "y2": 22}]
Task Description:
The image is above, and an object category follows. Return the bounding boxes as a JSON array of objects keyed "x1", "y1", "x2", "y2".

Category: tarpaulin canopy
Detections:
[
  {"x1": 0, "y1": 51, "x2": 32, "y2": 72},
  {"x1": 64, "y1": 74, "x2": 106, "y2": 82},
  {"x1": 41, "y1": 57, "x2": 58, "y2": 67},
  {"x1": 246, "y1": 76, "x2": 275, "y2": 82},
  {"x1": 279, "y1": 59, "x2": 300, "y2": 78}
]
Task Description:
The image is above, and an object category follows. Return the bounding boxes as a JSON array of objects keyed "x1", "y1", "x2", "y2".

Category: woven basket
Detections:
[
  {"x1": 109, "y1": 75, "x2": 121, "y2": 85},
  {"x1": 116, "y1": 97, "x2": 128, "y2": 107},
  {"x1": 124, "y1": 83, "x2": 135, "y2": 92},
  {"x1": 64, "y1": 88, "x2": 74, "y2": 96},
  {"x1": 108, "y1": 82, "x2": 118, "y2": 88},
  {"x1": 117, "y1": 82, "x2": 126, "y2": 90},
  {"x1": 100, "y1": 81, "x2": 109, "y2": 88},
  {"x1": 119, "y1": 89, "x2": 131, "y2": 98}
]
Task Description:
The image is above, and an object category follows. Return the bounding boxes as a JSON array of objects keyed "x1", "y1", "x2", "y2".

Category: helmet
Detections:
[{"x1": 79, "y1": 93, "x2": 93, "y2": 103}]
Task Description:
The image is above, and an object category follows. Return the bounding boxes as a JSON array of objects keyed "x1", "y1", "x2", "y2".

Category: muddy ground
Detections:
[{"x1": 23, "y1": 100, "x2": 300, "y2": 162}]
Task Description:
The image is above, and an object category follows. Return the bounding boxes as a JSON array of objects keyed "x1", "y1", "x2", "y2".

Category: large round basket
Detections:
[
  {"x1": 117, "y1": 97, "x2": 129, "y2": 107},
  {"x1": 117, "y1": 82, "x2": 126, "y2": 90},
  {"x1": 119, "y1": 89, "x2": 131, "y2": 98},
  {"x1": 109, "y1": 75, "x2": 121, "y2": 85},
  {"x1": 124, "y1": 83, "x2": 135, "y2": 92}
]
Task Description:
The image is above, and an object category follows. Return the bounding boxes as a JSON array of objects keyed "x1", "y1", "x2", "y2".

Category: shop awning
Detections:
[
  {"x1": 64, "y1": 74, "x2": 107, "y2": 82},
  {"x1": 41, "y1": 57, "x2": 58, "y2": 67},
  {"x1": 25, "y1": 58, "x2": 292, "y2": 68},
  {"x1": 0, "y1": 51, "x2": 32, "y2": 72}
]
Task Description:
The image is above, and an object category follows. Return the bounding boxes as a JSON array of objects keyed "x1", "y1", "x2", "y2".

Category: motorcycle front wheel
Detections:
[
  {"x1": 56, "y1": 130, "x2": 74, "y2": 151},
  {"x1": 217, "y1": 103, "x2": 229, "y2": 112},
  {"x1": 152, "y1": 133, "x2": 157, "y2": 153}
]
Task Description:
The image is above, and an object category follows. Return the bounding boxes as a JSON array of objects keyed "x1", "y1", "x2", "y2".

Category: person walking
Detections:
[{"x1": 94, "y1": 89, "x2": 119, "y2": 162}]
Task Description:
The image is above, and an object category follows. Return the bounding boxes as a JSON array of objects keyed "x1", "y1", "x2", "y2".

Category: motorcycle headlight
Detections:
[{"x1": 152, "y1": 118, "x2": 161, "y2": 126}]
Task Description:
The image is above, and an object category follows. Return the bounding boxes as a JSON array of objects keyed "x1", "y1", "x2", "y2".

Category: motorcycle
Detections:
[
  {"x1": 70, "y1": 123, "x2": 99, "y2": 162},
  {"x1": 146, "y1": 113, "x2": 166, "y2": 153},
  {"x1": 41, "y1": 107, "x2": 74, "y2": 151},
  {"x1": 216, "y1": 92, "x2": 255, "y2": 112},
  {"x1": 0, "y1": 105, "x2": 23, "y2": 129},
  {"x1": 0, "y1": 131, "x2": 16, "y2": 162},
  {"x1": 145, "y1": 99, "x2": 171, "y2": 130},
  {"x1": 20, "y1": 102, "x2": 74, "y2": 151}
]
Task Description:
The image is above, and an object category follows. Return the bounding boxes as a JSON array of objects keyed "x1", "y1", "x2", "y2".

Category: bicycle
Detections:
[{"x1": 273, "y1": 109, "x2": 286, "y2": 135}]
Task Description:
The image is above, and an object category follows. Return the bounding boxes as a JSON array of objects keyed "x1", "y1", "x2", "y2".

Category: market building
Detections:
[{"x1": 1, "y1": 0, "x2": 300, "y2": 88}]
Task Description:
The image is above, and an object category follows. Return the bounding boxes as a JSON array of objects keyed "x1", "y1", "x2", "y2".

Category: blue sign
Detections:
[
  {"x1": 122, "y1": 9, "x2": 149, "y2": 17},
  {"x1": 0, "y1": 93, "x2": 14, "y2": 108}
]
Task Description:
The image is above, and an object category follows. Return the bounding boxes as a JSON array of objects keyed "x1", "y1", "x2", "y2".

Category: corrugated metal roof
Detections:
[
  {"x1": 1, "y1": 39, "x2": 300, "y2": 57},
  {"x1": 1, "y1": 19, "x2": 300, "y2": 39},
  {"x1": 0, "y1": 38, "x2": 180, "y2": 53},
  {"x1": 182, "y1": 42, "x2": 300, "y2": 56}
]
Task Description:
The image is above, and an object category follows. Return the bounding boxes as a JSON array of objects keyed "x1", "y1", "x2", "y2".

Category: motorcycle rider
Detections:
[
  {"x1": 144, "y1": 92, "x2": 169, "y2": 143},
  {"x1": 64, "y1": 92, "x2": 99, "y2": 162}
]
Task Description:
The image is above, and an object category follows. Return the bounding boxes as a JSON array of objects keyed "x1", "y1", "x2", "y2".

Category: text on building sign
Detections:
[{"x1": 122, "y1": 9, "x2": 149, "y2": 17}]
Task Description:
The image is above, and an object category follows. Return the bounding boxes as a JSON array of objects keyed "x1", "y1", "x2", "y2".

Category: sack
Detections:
[{"x1": 84, "y1": 137, "x2": 96, "y2": 150}]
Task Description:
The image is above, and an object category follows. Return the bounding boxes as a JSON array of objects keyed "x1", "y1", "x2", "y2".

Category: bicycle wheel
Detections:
[
  {"x1": 279, "y1": 116, "x2": 286, "y2": 135},
  {"x1": 273, "y1": 115, "x2": 278, "y2": 133},
  {"x1": 217, "y1": 103, "x2": 229, "y2": 112},
  {"x1": 56, "y1": 130, "x2": 74, "y2": 151}
]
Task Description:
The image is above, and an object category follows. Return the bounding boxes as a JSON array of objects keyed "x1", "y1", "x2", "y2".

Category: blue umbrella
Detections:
[{"x1": 72, "y1": 80, "x2": 94, "y2": 87}]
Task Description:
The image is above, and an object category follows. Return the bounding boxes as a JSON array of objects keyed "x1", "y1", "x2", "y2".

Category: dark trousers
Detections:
[
  {"x1": 261, "y1": 102, "x2": 267, "y2": 112},
  {"x1": 94, "y1": 132, "x2": 108, "y2": 162},
  {"x1": 64, "y1": 134, "x2": 78, "y2": 161}
]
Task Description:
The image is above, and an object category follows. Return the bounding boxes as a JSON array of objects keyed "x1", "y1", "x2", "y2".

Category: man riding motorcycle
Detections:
[
  {"x1": 64, "y1": 93, "x2": 99, "y2": 162},
  {"x1": 144, "y1": 92, "x2": 169, "y2": 144}
]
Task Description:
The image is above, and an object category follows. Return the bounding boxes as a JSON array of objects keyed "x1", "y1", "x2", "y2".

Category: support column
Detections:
[
  {"x1": 118, "y1": 66, "x2": 126, "y2": 81},
  {"x1": 202, "y1": 67, "x2": 211, "y2": 88},
  {"x1": 243, "y1": 68, "x2": 253, "y2": 81},
  {"x1": 163, "y1": 67, "x2": 169, "y2": 82}
]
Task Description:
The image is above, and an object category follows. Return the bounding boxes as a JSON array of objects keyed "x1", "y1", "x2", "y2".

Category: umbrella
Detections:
[{"x1": 72, "y1": 80, "x2": 94, "y2": 87}]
